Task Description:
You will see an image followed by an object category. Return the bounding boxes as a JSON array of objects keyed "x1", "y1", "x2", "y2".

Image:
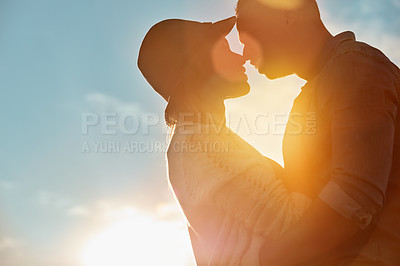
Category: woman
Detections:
[{"x1": 138, "y1": 17, "x2": 311, "y2": 265}]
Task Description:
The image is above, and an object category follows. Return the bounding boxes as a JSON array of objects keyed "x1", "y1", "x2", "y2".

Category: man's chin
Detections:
[
  {"x1": 257, "y1": 64, "x2": 294, "y2": 80},
  {"x1": 262, "y1": 72, "x2": 281, "y2": 80}
]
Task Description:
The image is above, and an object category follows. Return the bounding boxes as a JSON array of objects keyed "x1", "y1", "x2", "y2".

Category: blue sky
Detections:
[{"x1": 0, "y1": 0, "x2": 399, "y2": 265}]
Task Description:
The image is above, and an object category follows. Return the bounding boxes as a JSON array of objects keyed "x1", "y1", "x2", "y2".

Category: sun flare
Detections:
[
  {"x1": 257, "y1": 0, "x2": 304, "y2": 10},
  {"x1": 81, "y1": 208, "x2": 193, "y2": 266}
]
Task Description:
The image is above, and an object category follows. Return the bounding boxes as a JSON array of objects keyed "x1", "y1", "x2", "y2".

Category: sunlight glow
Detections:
[
  {"x1": 257, "y1": 0, "x2": 304, "y2": 10},
  {"x1": 225, "y1": 63, "x2": 306, "y2": 165},
  {"x1": 81, "y1": 208, "x2": 193, "y2": 266}
]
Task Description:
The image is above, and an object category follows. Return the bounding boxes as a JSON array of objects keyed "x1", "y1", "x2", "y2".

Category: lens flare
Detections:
[
  {"x1": 257, "y1": 0, "x2": 304, "y2": 10},
  {"x1": 239, "y1": 32, "x2": 263, "y2": 69},
  {"x1": 211, "y1": 38, "x2": 247, "y2": 83}
]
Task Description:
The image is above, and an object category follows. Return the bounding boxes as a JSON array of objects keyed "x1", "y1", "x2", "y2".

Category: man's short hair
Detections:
[{"x1": 236, "y1": 0, "x2": 320, "y2": 20}]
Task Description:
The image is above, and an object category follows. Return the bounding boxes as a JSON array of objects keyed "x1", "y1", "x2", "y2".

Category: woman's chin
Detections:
[
  {"x1": 226, "y1": 81, "x2": 250, "y2": 99},
  {"x1": 234, "y1": 73, "x2": 249, "y2": 83},
  {"x1": 208, "y1": 76, "x2": 250, "y2": 99}
]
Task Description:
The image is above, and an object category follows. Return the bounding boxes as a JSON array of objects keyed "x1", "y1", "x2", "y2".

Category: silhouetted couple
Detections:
[{"x1": 138, "y1": 0, "x2": 400, "y2": 265}]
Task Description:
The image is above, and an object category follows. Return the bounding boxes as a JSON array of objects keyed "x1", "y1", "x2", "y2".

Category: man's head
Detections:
[{"x1": 236, "y1": 0, "x2": 327, "y2": 79}]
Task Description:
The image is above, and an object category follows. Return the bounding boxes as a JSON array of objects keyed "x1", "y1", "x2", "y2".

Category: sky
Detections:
[{"x1": 0, "y1": 0, "x2": 399, "y2": 265}]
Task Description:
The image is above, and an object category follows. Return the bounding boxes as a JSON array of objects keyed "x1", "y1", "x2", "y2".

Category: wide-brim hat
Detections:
[{"x1": 137, "y1": 17, "x2": 236, "y2": 101}]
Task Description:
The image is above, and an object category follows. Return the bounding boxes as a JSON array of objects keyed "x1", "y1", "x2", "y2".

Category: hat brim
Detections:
[{"x1": 212, "y1": 16, "x2": 236, "y2": 37}]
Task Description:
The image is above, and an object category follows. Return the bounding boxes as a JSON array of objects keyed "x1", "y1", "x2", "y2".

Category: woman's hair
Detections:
[
  {"x1": 164, "y1": 83, "x2": 195, "y2": 127},
  {"x1": 164, "y1": 57, "x2": 213, "y2": 127},
  {"x1": 165, "y1": 92, "x2": 194, "y2": 127}
]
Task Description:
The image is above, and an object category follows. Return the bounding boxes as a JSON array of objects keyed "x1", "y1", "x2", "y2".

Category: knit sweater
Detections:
[{"x1": 167, "y1": 123, "x2": 311, "y2": 265}]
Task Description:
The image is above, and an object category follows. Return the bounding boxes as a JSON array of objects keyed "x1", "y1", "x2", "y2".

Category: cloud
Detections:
[
  {"x1": 155, "y1": 202, "x2": 186, "y2": 221},
  {"x1": 0, "y1": 237, "x2": 22, "y2": 251},
  {"x1": 36, "y1": 190, "x2": 73, "y2": 208},
  {"x1": 320, "y1": 2, "x2": 400, "y2": 65},
  {"x1": 392, "y1": 0, "x2": 400, "y2": 8},
  {"x1": 85, "y1": 92, "x2": 142, "y2": 115},
  {"x1": 65, "y1": 205, "x2": 91, "y2": 217},
  {"x1": 0, "y1": 180, "x2": 15, "y2": 190},
  {"x1": 37, "y1": 190, "x2": 94, "y2": 218},
  {"x1": 77, "y1": 199, "x2": 186, "y2": 223}
]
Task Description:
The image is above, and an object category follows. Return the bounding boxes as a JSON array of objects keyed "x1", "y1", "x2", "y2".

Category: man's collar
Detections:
[{"x1": 306, "y1": 31, "x2": 356, "y2": 83}]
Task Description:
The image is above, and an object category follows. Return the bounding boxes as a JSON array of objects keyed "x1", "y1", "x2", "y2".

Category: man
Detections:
[{"x1": 236, "y1": 0, "x2": 400, "y2": 265}]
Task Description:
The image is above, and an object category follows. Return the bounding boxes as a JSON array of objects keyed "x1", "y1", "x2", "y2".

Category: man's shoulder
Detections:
[
  {"x1": 325, "y1": 41, "x2": 386, "y2": 73},
  {"x1": 313, "y1": 40, "x2": 400, "y2": 111},
  {"x1": 317, "y1": 39, "x2": 399, "y2": 87},
  {"x1": 335, "y1": 39, "x2": 388, "y2": 62}
]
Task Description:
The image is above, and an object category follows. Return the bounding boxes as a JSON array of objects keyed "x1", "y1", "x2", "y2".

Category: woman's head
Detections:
[{"x1": 138, "y1": 17, "x2": 249, "y2": 126}]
